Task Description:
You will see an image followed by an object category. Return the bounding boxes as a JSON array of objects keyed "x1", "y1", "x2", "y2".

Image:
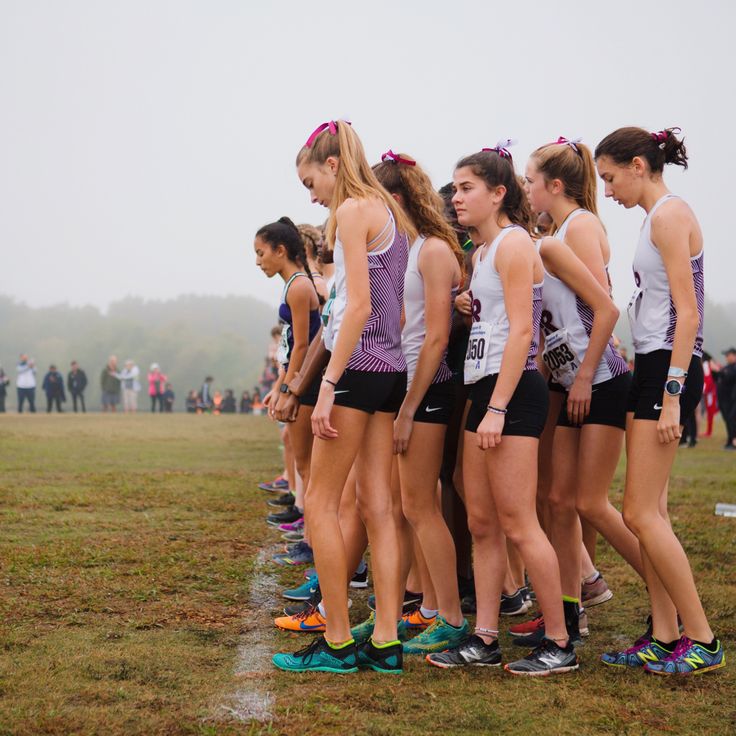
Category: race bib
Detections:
[
  {"x1": 275, "y1": 324, "x2": 290, "y2": 366},
  {"x1": 464, "y1": 321, "x2": 494, "y2": 385},
  {"x1": 542, "y1": 328, "x2": 579, "y2": 389}
]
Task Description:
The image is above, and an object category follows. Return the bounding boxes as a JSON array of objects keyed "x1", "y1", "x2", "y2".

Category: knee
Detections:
[
  {"x1": 356, "y1": 490, "x2": 393, "y2": 525},
  {"x1": 622, "y1": 504, "x2": 647, "y2": 538},
  {"x1": 467, "y1": 510, "x2": 496, "y2": 540},
  {"x1": 547, "y1": 483, "x2": 576, "y2": 517},
  {"x1": 401, "y1": 491, "x2": 434, "y2": 528},
  {"x1": 576, "y1": 495, "x2": 604, "y2": 524}
]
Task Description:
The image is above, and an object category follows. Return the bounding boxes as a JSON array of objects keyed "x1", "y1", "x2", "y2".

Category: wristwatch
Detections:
[
  {"x1": 664, "y1": 379, "x2": 684, "y2": 397},
  {"x1": 279, "y1": 383, "x2": 291, "y2": 395}
]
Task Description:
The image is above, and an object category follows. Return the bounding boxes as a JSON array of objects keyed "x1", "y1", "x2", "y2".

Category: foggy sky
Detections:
[{"x1": 1, "y1": 0, "x2": 734, "y2": 314}]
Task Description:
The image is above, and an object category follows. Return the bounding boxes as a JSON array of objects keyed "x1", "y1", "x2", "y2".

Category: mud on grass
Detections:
[{"x1": 0, "y1": 415, "x2": 734, "y2": 735}]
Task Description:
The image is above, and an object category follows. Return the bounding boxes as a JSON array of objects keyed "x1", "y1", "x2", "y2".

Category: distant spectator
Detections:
[
  {"x1": 715, "y1": 348, "x2": 736, "y2": 450},
  {"x1": 16, "y1": 354, "x2": 37, "y2": 413},
  {"x1": 199, "y1": 376, "x2": 214, "y2": 411},
  {"x1": 239, "y1": 390, "x2": 252, "y2": 414},
  {"x1": 221, "y1": 389, "x2": 237, "y2": 414},
  {"x1": 251, "y1": 388, "x2": 264, "y2": 416},
  {"x1": 163, "y1": 383, "x2": 175, "y2": 412},
  {"x1": 212, "y1": 390, "x2": 223, "y2": 415},
  {"x1": 119, "y1": 359, "x2": 141, "y2": 413},
  {"x1": 0, "y1": 365, "x2": 9, "y2": 413},
  {"x1": 701, "y1": 351, "x2": 719, "y2": 438},
  {"x1": 185, "y1": 389, "x2": 198, "y2": 413},
  {"x1": 101, "y1": 356, "x2": 121, "y2": 412},
  {"x1": 148, "y1": 363, "x2": 167, "y2": 413},
  {"x1": 267, "y1": 325, "x2": 282, "y2": 365},
  {"x1": 67, "y1": 361, "x2": 88, "y2": 413},
  {"x1": 42, "y1": 365, "x2": 66, "y2": 413}
]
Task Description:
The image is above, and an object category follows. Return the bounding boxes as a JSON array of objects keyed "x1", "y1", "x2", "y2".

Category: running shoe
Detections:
[
  {"x1": 500, "y1": 588, "x2": 529, "y2": 616},
  {"x1": 304, "y1": 567, "x2": 317, "y2": 579},
  {"x1": 402, "y1": 615, "x2": 470, "y2": 654},
  {"x1": 368, "y1": 590, "x2": 422, "y2": 613},
  {"x1": 581, "y1": 573, "x2": 613, "y2": 607},
  {"x1": 282, "y1": 576, "x2": 319, "y2": 602},
  {"x1": 279, "y1": 517, "x2": 305, "y2": 534},
  {"x1": 426, "y1": 635, "x2": 502, "y2": 669},
  {"x1": 512, "y1": 613, "x2": 584, "y2": 647},
  {"x1": 259, "y1": 476, "x2": 289, "y2": 493},
  {"x1": 505, "y1": 638, "x2": 579, "y2": 676},
  {"x1": 282, "y1": 529, "x2": 305, "y2": 542},
  {"x1": 350, "y1": 560, "x2": 369, "y2": 589},
  {"x1": 266, "y1": 507, "x2": 302, "y2": 527},
  {"x1": 601, "y1": 638, "x2": 672, "y2": 668},
  {"x1": 272, "y1": 541, "x2": 314, "y2": 566},
  {"x1": 579, "y1": 608, "x2": 590, "y2": 638},
  {"x1": 509, "y1": 613, "x2": 544, "y2": 639},
  {"x1": 401, "y1": 608, "x2": 436, "y2": 631},
  {"x1": 644, "y1": 637, "x2": 725, "y2": 676},
  {"x1": 351, "y1": 611, "x2": 409, "y2": 646},
  {"x1": 520, "y1": 585, "x2": 532, "y2": 608},
  {"x1": 268, "y1": 492, "x2": 296, "y2": 507},
  {"x1": 274, "y1": 605, "x2": 327, "y2": 633},
  {"x1": 272, "y1": 636, "x2": 357, "y2": 673},
  {"x1": 357, "y1": 639, "x2": 403, "y2": 673}
]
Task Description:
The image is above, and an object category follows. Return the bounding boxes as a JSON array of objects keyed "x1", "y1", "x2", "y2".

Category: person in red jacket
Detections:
[{"x1": 148, "y1": 363, "x2": 168, "y2": 412}]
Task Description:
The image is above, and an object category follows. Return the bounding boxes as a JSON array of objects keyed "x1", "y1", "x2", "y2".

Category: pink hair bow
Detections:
[
  {"x1": 304, "y1": 120, "x2": 351, "y2": 148},
  {"x1": 482, "y1": 138, "x2": 517, "y2": 159},
  {"x1": 650, "y1": 127, "x2": 680, "y2": 150},
  {"x1": 381, "y1": 150, "x2": 416, "y2": 166}
]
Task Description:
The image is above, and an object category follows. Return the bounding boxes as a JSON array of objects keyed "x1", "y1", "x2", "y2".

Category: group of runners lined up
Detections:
[{"x1": 252, "y1": 121, "x2": 724, "y2": 677}]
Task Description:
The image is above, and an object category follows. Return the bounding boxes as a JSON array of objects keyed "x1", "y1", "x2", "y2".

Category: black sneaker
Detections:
[
  {"x1": 266, "y1": 507, "x2": 303, "y2": 527},
  {"x1": 513, "y1": 604, "x2": 583, "y2": 647},
  {"x1": 268, "y1": 492, "x2": 296, "y2": 507},
  {"x1": 350, "y1": 560, "x2": 369, "y2": 589},
  {"x1": 357, "y1": 639, "x2": 403, "y2": 673},
  {"x1": 426, "y1": 635, "x2": 502, "y2": 669},
  {"x1": 368, "y1": 589, "x2": 422, "y2": 613},
  {"x1": 500, "y1": 588, "x2": 528, "y2": 616},
  {"x1": 505, "y1": 638, "x2": 578, "y2": 676}
]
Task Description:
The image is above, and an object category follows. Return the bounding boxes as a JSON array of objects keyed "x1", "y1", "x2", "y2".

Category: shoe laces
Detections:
[
  {"x1": 664, "y1": 637, "x2": 693, "y2": 662},
  {"x1": 623, "y1": 638, "x2": 652, "y2": 655},
  {"x1": 294, "y1": 605, "x2": 319, "y2": 622},
  {"x1": 293, "y1": 636, "x2": 323, "y2": 662}
]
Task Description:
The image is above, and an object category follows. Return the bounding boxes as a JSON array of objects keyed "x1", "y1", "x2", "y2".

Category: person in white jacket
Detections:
[
  {"x1": 118, "y1": 359, "x2": 141, "y2": 413},
  {"x1": 16, "y1": 354, "x2": 37, "y2": 413}
]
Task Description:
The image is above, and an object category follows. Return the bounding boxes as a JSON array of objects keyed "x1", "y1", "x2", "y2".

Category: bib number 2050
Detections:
[{"x1": 464, "y1": 322, "x2": 494, "y2": 384}]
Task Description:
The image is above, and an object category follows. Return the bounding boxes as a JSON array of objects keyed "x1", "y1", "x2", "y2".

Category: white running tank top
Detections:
[
  {"x1": 467, "y1": 226, "x2": 543, "y2": 378},
  {"x1": 539, "y1": 210, "x2": 628, "y2": 386},
  {"x1": 629, "y1": 194, "x2": 704, "y2": 357},
  {"x1": 402, "y1": 236, "x2": 456, "y2": 386}
]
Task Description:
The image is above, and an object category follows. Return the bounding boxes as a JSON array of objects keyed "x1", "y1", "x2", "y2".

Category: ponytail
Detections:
[{"x1": 595, "y1": 126, "x2": 688, "y2": 173}]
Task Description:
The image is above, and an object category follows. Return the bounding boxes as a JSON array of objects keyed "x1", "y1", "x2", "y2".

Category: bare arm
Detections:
[{"x1": 564, "y1": 215, "x2": 610, "y2": 292}]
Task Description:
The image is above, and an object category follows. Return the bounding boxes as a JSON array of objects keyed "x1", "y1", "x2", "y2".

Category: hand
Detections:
[
  {"x1": 567, "y1": 374, "x2": 592, "y2": 426},
  {"x1": 311, "y1": 383, "x2": 338, "y2": 439},
  {"x1": 476, "y1": 411, "x2": 505, "y2": 449},
  {"x1": 455, "y1": 290, "x2": 472, "y2": 316},
  {"x1": 263, "y1": 388, "x2": 276, "y2": 419},
  {"x1": 393, "y1": 411, "x2": 414, "y2": 455},
  {"x1": 273, "y1": 392, "x2": 299, "y2": 422},
  {"x1": 657, "y1": 395, "x2": 681, "y2": 444}
]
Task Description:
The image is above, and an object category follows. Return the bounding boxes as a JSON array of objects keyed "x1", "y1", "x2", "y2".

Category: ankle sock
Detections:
[
  {"x1": 420, "y1": 606, "x2": 438, "y2": 619},
  {"x1": 693, "y1": 637, "x2": 718, "y2": 651},
  {"x1": 583, "y1": 571, "x2": 600, "y2": 585},
  {"x1": 326, "y1": 637, "x2": 354, "y2": 650},
  {"x1": 370, "y1": 638, "x2": 400, "y2": 648},
  {"x1": 652, "y1": 637, "x2": 678, "y2": 652},
  {"x1": 317, "y1": 601, "x2": 326, "y2": 618}
]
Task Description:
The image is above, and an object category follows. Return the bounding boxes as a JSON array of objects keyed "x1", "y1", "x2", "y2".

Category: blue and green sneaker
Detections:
[
  {"x1": 403, "y1": 615, "x2": 470, "y2": 654},
  {"x1": 351, "y1": 611, "x2": 411, "y2": 646},
  {"x1": 644, "y1": 636, "x2": 725, "y2": 676},
  {"x1": 357, "y1": 638, "x2": 403, "y2": 674},
  {"x1": 272, "y1": 636, "x2": 358, "y2": 673},
  {"x1": 601, "y1": 638, "x2": 672, "y2": 668},
  {"x1": 283, "y1": 575, "x2": 319, "y2": 602}
]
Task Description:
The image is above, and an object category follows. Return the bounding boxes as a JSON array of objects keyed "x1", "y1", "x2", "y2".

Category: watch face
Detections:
[
  {"x1": 279, "y1": 383, "x2": 290, "y2": 394},
  {"x1": 665, "y1": 379, "x2": 682, "y2": 396}
]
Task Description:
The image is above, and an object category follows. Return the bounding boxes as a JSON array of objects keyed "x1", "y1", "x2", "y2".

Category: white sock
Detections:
[
  {"x1": 420, "y1": 606, "x2": 438, "y2": 619},
  {"x1": 318, "y1": 601, "x2": 326, "y2": 617},
  {"x1": 583, "y1": 570, "x2": 600, "y2": 585}
]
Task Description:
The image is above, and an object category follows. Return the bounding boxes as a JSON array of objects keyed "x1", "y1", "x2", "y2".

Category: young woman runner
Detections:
[
  {"x1": 427, "y1": 141, "x2": 578, "y2": 675},
  {"x1": 372, "y1": 150, "x2": 468, "y2": 653},
  {"x1": 517, "y1": 139, "x2": 643, "y2": 644},
  {"x1": 254, "y1": 218, "x2": 322, "y2": 525},
  {"x1": 594, "y1": 127, "x2": 724, "y2": 674},
  {"x1": 272, "y1": 120, "x2": 415, "y2": 674}
]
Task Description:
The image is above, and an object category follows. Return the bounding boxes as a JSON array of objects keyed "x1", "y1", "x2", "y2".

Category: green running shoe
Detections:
[
  {"x1": 357, "y1": 639, "x2": 403, "y2": 674},
  {"x1": 272, "y1": 636, "x2": 358, "y2": 673},
  {"x1": 403, "y1": 615, "x2": 470, "y2": 654},
  {"x1": 352, "y1": 611, "x2": 409, "y2": 646}
]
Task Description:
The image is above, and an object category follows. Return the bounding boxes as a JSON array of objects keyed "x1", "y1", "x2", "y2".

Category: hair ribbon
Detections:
[
  {"x1": 305, "y1": 120, "x2": 351, "y2": 148},
  {"x1": 554, "y1": 136, "x2": 583, "y2": 154},
  {"x1": 650, "y1": 127, "x2": 681, "y2": 150},
  {"x1": 381, "y1": 150, "x2": 416, "y2": 166},
  {"x1": 482, "y1": 138, "x2": 517, "y2": 159}
]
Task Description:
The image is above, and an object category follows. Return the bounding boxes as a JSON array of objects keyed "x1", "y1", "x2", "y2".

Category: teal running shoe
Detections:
[
  {"x1": 352, "y1": 611, "x2": 409, "y2": 646},
  {"x1": 283, "y1": 576, "x2": 319, "y2": 602},
  {"x1": 357, "y1": 639, "x2": 403, "y2": 674},
  {"x1": 272, "y1": 636, "x2": 358, "y2": 673},
  {"x1": 402, "y1": 615, "x2": 470, "y2": 654},
  {"x1": 644, "y1": 637, "x2": 725, "y2": 676},
  {"x1": 601, "y1": 638, "x2": 671, "y2": 668}
]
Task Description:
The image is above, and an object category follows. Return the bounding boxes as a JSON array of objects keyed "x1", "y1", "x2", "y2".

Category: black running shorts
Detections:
[
  {"x1": 297, "y1": 374, "x2": 322, "y2": 408},
  {"x1": 413, "y1": 378, "x2": 457, "y2": 425},
  {"x1": 627, "y1": 350, "x2": 704, "y2": 422},
  {"x1": 557, "y1": 371, "x2": 632, "y2": 430},
  {"x1": 332, "y1": 370, "x2": 407, "y2": 415},
  {"x1": 466, "y1": 370, "x2": 549, "y2": 438}
]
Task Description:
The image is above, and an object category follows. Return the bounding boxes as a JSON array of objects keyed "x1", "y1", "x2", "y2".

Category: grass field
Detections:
[{"x1": 0, "y1": 414, "x2": 734, "y2": 735}]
